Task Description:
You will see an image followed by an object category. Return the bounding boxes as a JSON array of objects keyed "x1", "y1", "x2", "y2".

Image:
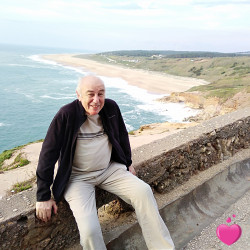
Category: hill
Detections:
[
  {"x1": 96, "y1": 50, "x2": 245, "y2": 58},
  {"x1": 75, "y1": 51, "x2": 250, "y2": 101}
]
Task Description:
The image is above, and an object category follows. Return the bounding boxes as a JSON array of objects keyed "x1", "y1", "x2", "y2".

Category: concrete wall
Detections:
[
  {"x1": 0, "y1": 107, "x2": 249, "y2": 249},
  {"x1": 133, "y1": 108, "x2": 250, "y2": 193},
  {"x1": 107, "y1": 150, "x2": 250, "y2": 249}
]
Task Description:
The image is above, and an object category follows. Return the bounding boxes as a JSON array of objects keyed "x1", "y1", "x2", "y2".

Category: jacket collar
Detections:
[{"x1": 76, "y1": 99, "x2": 86, "y2": 118}]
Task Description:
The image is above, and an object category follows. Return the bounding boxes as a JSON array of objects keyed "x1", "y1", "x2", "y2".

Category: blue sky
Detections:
[{"x1": 0, "y1": 0, "x2": 249, "y2": 52}]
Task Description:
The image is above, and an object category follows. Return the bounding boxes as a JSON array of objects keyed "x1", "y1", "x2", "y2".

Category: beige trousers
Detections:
[{"x1": 64, "y1": 162, "x2": 175, "y2": 250}]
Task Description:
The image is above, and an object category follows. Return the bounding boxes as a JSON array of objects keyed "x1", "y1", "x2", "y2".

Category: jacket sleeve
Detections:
[
  {"x1": 116, "y1": 105, "x2": 132, "y2": 168},
  {"x1": 36, "y1": 111, "x2": 66, "y2": 201}
]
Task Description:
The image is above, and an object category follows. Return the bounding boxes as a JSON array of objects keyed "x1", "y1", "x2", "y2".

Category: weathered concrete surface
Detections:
[
  {"x1": 105, "y1": 149, "x2": 250, "y2": 250},
  {"x1": 184, "y1": 189, "x2": 250, "y2": 250},
  {"x1": 0, "y1": 107, "x2": 249, "y2": 249},
  {"x1": 165, "y1": 155, "x2": 250, "y2": 249},
  {"x1": 134, "y1": 107, "x2": 249, "y2": 194}
]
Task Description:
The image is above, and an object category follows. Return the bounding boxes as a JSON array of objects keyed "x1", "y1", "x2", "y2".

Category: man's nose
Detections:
[{"x1": 93, "y1": 94, "x2": 99, "y2": 103}]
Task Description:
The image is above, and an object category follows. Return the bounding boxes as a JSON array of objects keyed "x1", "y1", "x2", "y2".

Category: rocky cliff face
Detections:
[{"x1": 158, "y1": 90, "x2": 250, "y2": 122}]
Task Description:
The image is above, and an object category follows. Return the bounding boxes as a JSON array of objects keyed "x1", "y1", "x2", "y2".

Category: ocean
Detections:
[{"x1": 0, "y1": 44, "x2": 198, "y2": 153}]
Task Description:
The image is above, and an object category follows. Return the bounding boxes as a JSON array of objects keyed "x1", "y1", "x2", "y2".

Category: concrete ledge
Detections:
[
  {"x1": 106, "y1": 149, "x2": 250, "y2": 249},
  {"x1": 0, "y1": 107, "x2": 249, "y2": 249},
  {"x1": 133, "y1": 107, "x2": 249, "y2": 193}
]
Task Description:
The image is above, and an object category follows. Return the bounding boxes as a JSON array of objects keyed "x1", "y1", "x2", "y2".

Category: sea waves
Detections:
[
  {"x1": 41, "y1": 94, "x2": 76, "y2": 100},
  {"x1": 31, "y1": 55, "x2": 199, "y2": 124},
  {"x1": 29, "y1": 55, "x2": 84, "y2": 74}
]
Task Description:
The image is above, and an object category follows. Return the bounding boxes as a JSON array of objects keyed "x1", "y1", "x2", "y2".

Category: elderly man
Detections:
[{"x1": 36, "y1": 75, "x2": 175, "y2": 250}]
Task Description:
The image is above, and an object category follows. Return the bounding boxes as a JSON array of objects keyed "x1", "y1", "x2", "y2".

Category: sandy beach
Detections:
[{"x1": 42, "y1": 54, "x2": 208, "y2": 94}]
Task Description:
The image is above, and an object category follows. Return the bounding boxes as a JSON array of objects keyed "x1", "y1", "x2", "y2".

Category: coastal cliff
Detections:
[{"x1": 158, "y1": 90, "x2": 250, "y2": 122}]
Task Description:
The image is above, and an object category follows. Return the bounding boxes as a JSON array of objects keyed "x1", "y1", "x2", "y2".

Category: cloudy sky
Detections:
[{"x1": 0, "y1": 0, "x2": 249, "y2": 52}]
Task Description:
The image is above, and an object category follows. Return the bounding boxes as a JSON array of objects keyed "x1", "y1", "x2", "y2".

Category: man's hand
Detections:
[
  {"x1": 129, "y1": 165, "x2": 136, "y2": 175},
  {"x1": 36, "y1": 199, "x2": 58, "y2": 222}
]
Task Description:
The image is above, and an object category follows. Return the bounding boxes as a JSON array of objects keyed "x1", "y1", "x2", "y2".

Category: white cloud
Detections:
[
  {"x1": 0, "y1": 0, "x2": 249, "y2": 51},
  {"x1": 192, "y1": 0, "x2": 250, "y2": 7}
]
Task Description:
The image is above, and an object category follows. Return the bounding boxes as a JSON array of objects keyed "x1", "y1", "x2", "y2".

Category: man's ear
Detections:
[{"x1": 76, "y1": 90, "x2": 81, "y2": 101}]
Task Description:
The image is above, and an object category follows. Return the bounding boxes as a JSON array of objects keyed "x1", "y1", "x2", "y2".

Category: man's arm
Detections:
[
  {"x1": 36, "y1": 111, "x2": 66, "y2": 221},
  {"x1": 36, "y1": 112, "x2": 65, "y2": 201},
  {"x1": 116, "y1": 105, "x2": 133, "y2": 168}
]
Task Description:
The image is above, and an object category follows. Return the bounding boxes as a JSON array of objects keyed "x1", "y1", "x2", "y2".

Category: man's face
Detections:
[{"x1": 77, "y1": 77, "x2": 105, "y2": 116}]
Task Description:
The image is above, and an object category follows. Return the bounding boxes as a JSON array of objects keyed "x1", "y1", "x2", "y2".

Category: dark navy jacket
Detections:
[{"x1": 36, "y1": 99, "x2": 132, "y2": 202}]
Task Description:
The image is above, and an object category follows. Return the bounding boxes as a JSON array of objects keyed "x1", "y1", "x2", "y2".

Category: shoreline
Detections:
[
  {"x1": 42, "y1": 54, "x2": 207, "y2": 95},
  {"x1": 0, "y1": 53, "x2": 205, "y2": 155}
]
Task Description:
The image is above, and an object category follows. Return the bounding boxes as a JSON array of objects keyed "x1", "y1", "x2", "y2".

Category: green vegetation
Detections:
[
  {"x1": 0, "y1": 146, "x2": 24, "y2": 171},
  {"x1": 0, "y1": 139, "x2": 44, "y2": 171},
  {"x1": 10, "y1": 176, "x2": 36, "y2": 194},
  {"x1": 128, "y1": 130, "x2": 135, "y2": 135},
  {"x1": 13, "y1": 153, "x2": 30, "y2": 168},
  {"x1": 75, "y1": 51, "x2": 250, "y2": 101},
  {"x1": 96, "y1": 50, "x2": 243, "y2": 58},
  {"x1": 1, "y1": 152, "x2": 30, "y2": 171}
]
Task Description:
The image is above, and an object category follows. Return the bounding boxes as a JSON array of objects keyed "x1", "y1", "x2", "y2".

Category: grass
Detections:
[
  {"x1": 76, "y1": 54, "x2": 250, "y2": 101},
  {"x1": 13, "y1": 153, "x2": 30, "y2": 168},
  {"x1": 0, "y1": 146, "x2": 24, "y2": 171},
  {"x1": 0, "y1": 139, "x2": 44, "y2": 171},
  {"x1": 2, "y1": 153, "x2": 30, "y2": 171},
  {"x1": 189, "y1": 73, "x2": 250, "y2": 100},
  {"x1": 10, "y1": 176, "x2": 36, "y2": 194},
  {"x1": 128, "y1": 130, "x2": 135, "y2": 135}
]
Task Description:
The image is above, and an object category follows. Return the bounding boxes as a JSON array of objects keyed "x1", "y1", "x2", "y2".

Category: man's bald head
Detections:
[
  {"x1": 76, "y1": 75, "x2": 105, "y2": 95},
  {"x1": 76, "y1": 75, "x2": 106, "y2": 115}
]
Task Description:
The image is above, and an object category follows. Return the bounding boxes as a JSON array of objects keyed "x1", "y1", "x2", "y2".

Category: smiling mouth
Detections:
[{"x1": 90, "y1": 105, "x2": 100, "y2": 110}]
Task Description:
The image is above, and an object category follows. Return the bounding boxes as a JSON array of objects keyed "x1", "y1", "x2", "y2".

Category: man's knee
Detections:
[{"x1": 134, "y1": 180, "x2": 153, "y2": 199}]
